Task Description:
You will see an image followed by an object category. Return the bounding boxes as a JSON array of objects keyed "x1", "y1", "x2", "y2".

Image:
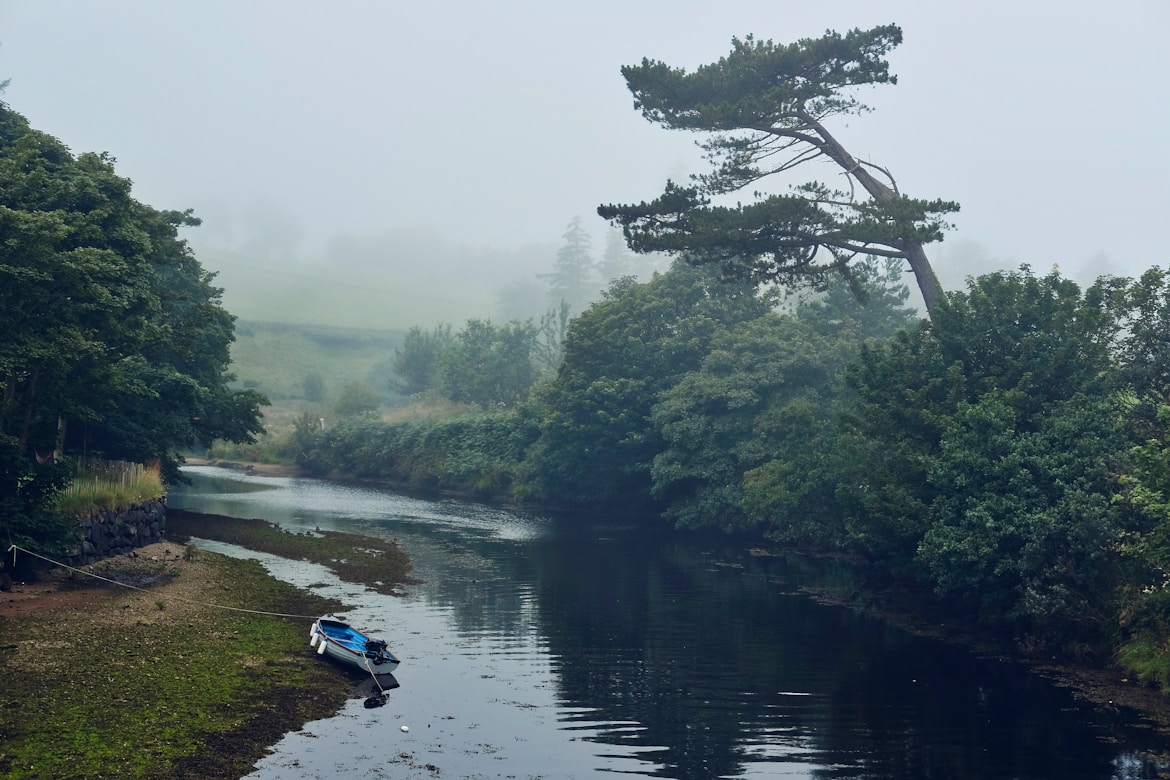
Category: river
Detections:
[{"x1": 169, "y1": 466, "x2": 1170, "y2": 779}]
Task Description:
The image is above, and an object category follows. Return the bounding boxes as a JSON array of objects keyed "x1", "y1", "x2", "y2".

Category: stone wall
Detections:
[{"x1": 70, "y1": 497, "x2": 167, "y2": 564}]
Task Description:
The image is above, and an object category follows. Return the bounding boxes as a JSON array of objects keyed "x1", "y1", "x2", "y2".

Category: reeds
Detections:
[{"x1": 54, "y1": 457, "x2": 165, "y2": 513}]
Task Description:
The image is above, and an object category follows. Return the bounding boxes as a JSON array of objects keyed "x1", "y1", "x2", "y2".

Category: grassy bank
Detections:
[
  {"x1": 0, "y1": 513, "x2": 415, "y2": 779},
  {"x1": 166, "y1": 509, "x2": 417, "y2": 595}
]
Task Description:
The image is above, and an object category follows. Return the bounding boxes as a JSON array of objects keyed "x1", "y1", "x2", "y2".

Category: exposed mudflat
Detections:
[{"x1": 0, "y1": 520, "x2": 414, "y2": 780}]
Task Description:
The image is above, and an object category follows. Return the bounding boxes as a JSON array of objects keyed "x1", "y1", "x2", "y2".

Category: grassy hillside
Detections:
[
  {"x1": 194, "y1": 243, "x2": 539, "y2": 330},
  {"x1": 229, "y1": 321, "x2": 404, "y2": 401},
  {"x1": 205, "y1": 320, "x2": 473, "y2": 465}
]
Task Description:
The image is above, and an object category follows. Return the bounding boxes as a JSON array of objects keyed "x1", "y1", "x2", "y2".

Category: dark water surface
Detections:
[{"x1": 170, "y1": 467, "x2": 1170, "y2": 779}]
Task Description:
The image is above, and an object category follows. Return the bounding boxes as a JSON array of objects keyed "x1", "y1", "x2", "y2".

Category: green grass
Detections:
[
  {"x1": 166, "y1": 509, "x2": 417, "y2": 594},
  {"x1": 0, "y1": 555, "x2": 351, "y2": 780},
  {"x1": 198, "y1": 319, "x2": 487, "y2": 465},
  {"x1": 1117, "y1": 635, "x2": 1170, "y2": 692},
  {"x1": 53, "y1": 459, "x2": 166, "y2": 514},
  {"x1": 229, "y1": 320, "x2": 404, "y2": 401}
]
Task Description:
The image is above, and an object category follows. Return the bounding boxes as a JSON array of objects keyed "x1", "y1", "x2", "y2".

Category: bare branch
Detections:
[
  {"x1": 821, "y1": 239, "x2": 908, "y2": 259},
  {"x1": 857, "y1": 159, "x2": 901, "y2": 196}
]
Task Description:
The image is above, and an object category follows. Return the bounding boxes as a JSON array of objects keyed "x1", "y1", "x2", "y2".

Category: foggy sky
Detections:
[{"x1": 3, "y1": 1, "x2": 1169, "y2": 325}]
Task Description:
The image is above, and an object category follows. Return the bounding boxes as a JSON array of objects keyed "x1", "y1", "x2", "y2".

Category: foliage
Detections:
[
  {"x1": 1116, "y1": 404, "x2": 1170, "y2": 672},
  {"x1": 651, "y1": 258, "x2": 918, "y2": 536},
  {"x1": 917, "y1": 391, "x2": 1133, "y2": 632},
  {"x1": 533, "y1": 302, "x2": 571, "y2": 376},
  {"x1": 598, "y1": 25, "x2": 957, "y2": 311},
  {"x1": 835, "y1": 267, "x2": 1144, "y2": 637},
  {"x1": 599, "y1": 227, "x2": 636, "y2": 283},
  {"x1": 332, "y1": 380, "x2": 381, "y2": 418},
  {"x1": 260, "y1": 243, "x2": 1170, "y2": 661},
  {"x1": 1126, "y1": 406, "x2": 1170, "y2": 542},
  {"x1": 540, "y1": 216, "x2": 597, "y2": 315},
  {"x1": 650, "y1": 315, "x2": 827, "y2": 532},
  {"x1": 0, "y1": 105, "x2": 266, "y2": 489},
  {"x1": 1114, "y1": 267, "x2": 1170, "y2": 431},
  {"x1": 0, "y1": 434, "x2": 74, "y2": 573},
  {"x1": 524, "y1": 259, "x2": 775, "y2": 508},
  {"x1": 53, "y1": 458, "x2": 164, "y2": 514},
  {"x1": 390, "y1": 323, "x2": 452, "y2": 396},
  {"x1": 297, "y1": 409, "x2": 539, "y2": 500},
  {"x1": 302, "y1": 371, "x2": 326, "y2": 402},
  {"x1": 437, "y1": 319, "x2": 540, "y2": 409}
]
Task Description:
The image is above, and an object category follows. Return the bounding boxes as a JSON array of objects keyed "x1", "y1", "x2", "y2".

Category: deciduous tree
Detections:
[
  {"x1": 333, "y1": 380, "x2": 381, "y2": 418},
  {"x1": 652, "y1": 258, "x2": 916, "y2": 535},
  {"x1": 0, "y1": 104, "x2": 265, "y2": 484},
  {"x1": 438, "y1": 319, "x2": 539, "y2": 409},
  {"x1": 390, "y1": 324, "x2": 453, "y2": 396},
  {"x1": 839, "y1": 267, "x2": 1139, "y2": 635},
  {"x1": 526, "y1": 260, "x2": 774, "y2": 507}
]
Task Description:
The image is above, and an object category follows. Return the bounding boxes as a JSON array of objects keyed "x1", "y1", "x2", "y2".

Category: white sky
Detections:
[{"x1": 3, "y1": 0, "x2": 1169, "y2": 307}]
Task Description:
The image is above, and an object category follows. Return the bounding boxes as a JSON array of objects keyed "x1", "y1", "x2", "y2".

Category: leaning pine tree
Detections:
[{"x1": 598, "y1": 24, "x2": 957, "y2": 313}]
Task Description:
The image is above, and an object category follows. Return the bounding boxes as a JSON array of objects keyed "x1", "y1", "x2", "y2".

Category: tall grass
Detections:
[{"x1": 53, "y1": 457, "x2": 165, "y2": 514}]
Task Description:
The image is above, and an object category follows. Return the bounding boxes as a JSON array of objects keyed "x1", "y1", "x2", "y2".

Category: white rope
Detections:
[
  {"x1": 6, "y1": 543, "x2": 322, "y2": 620},
  {"x1": 14, "y1": 543, "x2": 399, "y2": 705}
]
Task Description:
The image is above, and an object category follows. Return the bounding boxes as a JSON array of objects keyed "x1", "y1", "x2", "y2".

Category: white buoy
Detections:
[
  {"x1": 317, "y1": 640, "x2": 328, "y2": 655},
  {"x1": 309, "y1": 634, "x2": 318, "y2": 648},
  {"x1": 400, "y1": 725, "x2": 410, "y2": 733}
]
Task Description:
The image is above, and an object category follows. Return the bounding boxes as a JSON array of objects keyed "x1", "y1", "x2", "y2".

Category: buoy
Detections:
[
  {"x1": 400, "y1": 725, "x2": 410, "y2": 732},
  {"x1": 309, "y1": 634, "x2": 318, "y2": 648},
  {"x1": 309, "y1": 625, "x2": 317, "y2": 638},
  {"x1": 317, "y1": 640, "x2": 328, "y2": 655}
]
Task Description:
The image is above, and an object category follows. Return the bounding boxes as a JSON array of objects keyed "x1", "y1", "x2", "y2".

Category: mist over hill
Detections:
[{"x1": 194, "y1": 228, "x2": 559, "y2": 330}]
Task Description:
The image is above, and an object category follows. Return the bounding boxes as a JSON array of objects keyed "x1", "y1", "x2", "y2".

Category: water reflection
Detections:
[{"x1": 170, "y1": 467, "x2": 1170, "y2": 779}]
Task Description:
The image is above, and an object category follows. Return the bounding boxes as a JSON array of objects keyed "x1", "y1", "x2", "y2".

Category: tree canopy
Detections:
[
  {"x1": 526, "y1": 259, "x2": 777, "y2": 507},
  {"x1": 598, "y1": 25, "x2": 957, "y2": 311},
  {"x1": 540, "y1": 217, "x2": 598, "y2": 316},
  {"x1": 0, "y1": 104, "x2": 265, "y2": 493}
]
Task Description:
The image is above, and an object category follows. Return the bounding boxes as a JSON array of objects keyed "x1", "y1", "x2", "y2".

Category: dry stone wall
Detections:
[{"x1": 70, "y1": 497, "x2": 167, "y2": 564}]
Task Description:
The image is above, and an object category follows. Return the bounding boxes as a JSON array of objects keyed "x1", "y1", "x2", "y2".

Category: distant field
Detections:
[
  {"x1": 209, "y1": 321, "x2": 472, "y2": 464},
  {"x1": 195, "y1": 245, "x2": 519, "y2": 330},
  {"x1": 229, "y1": 320, "x2": 405, "y2": 401}
]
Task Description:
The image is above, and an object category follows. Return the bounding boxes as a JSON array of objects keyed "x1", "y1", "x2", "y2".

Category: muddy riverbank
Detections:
[{"x1": 0, "y1": 513, "x2": 414, "y2": 780}]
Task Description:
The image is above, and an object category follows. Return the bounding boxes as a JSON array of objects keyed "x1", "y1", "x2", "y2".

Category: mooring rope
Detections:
[
  {"x1": 11, "y1": 542, "x2": 399, "y2": 706},
  {"x1": 6, "y1": 543, "x2": 322, "y2": 620}
]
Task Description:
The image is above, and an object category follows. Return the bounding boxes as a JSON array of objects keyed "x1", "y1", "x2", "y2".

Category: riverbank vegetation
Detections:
[
  {"x1": 166, "y1": 509, "x2": 416, "y2": 595},
  {"x1": 0, "y1": 103, "x2": 267, "y2": 571},
  {"x1": 51, "y1": 458, "x2": 165, "y2": 514},
  {"x1": 0, "y1": 546, "x2": 351, "y2": 780},
  {"x1": 257, "y1": 26, "x2": 1170, "y2": 689},
  {"x1": 0, "y1": 511, "x2": 417, "y2": 779},
  {"x1": 287, "y1": 256, "x2": 1170, "y2": 689},
  {"x1": 7, "y1": 19, "x2": 1170, "y2": 713}
]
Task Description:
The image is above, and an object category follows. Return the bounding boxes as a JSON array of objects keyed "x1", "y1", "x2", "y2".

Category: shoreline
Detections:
[
  {"x1": 798, "y1": 582, "x2": 1170, "y2": 738},
  {"x1": 184, "y1": 458, "x2": 1170, "y2": 737},
  {"x1": 182, "y1": 456, "x2": 305, "y2": 478},
  {"x1": 0, "y1": 514, "x2": 413, "y2": 780}
]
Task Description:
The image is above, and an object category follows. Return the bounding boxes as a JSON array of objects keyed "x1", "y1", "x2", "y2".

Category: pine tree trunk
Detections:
[{"x1": 904, "y1": 242, "x2": 944, "y2": 312}]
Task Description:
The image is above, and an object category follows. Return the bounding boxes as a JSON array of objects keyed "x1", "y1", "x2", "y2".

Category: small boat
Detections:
[{"x1": 310, "y1": 616, "x2": 400, "y2": 675}]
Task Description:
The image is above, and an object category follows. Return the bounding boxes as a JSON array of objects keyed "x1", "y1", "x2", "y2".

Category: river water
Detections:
[{"x1": 169, "y1": 466, "x2": 1170, "y2": 779}]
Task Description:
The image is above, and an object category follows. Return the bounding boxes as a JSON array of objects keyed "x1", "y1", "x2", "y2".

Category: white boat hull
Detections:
[{"x1": 310, "y1": 617, "x2": 400, "y2": 675}]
